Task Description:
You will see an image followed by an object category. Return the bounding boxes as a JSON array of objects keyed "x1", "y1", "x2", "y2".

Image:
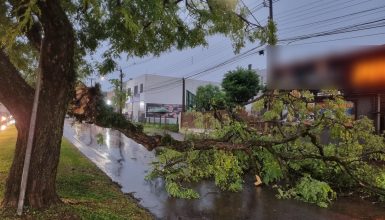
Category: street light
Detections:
[{"x1": 139, "y1": 101, "x2": 145, "y2": 110}]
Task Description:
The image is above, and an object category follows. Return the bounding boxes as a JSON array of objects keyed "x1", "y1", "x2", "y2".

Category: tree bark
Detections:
[{"x1": 1, "y1": 0, "x2": 75, "y2": 209}]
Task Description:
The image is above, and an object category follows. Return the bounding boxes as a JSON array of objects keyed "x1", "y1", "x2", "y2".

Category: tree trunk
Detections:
[
  {"x1": 1, "y1": 0, "x2": 75, "y2": 209},
  {"x1": 2, "y1": 100, "x2": 68, "y2": 208}
]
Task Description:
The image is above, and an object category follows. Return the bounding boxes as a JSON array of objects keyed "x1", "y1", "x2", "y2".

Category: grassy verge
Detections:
[
  {"x1": 142, "y1": 123, "x2": 179, "y2": 133},
  {"x1": 0, "y1": 126, "x2": 153, "y2": 220}
]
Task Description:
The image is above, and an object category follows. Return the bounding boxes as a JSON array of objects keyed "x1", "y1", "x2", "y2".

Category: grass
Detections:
[
  {"x1": 142, "y1": 123, "x2": 179, "y2": 133},
  {"x1": 0, "y1": 126, "x2": 153, "y2": 220}
]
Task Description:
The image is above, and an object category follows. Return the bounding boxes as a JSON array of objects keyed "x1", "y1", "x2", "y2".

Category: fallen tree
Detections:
[{"x1": 70, "y1": 84, "x2": 385, "y2": 207}]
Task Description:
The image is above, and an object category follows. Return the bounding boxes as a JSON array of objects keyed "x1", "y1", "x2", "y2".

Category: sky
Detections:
[{"x1": 86, "y1": 0, "x2": 385, "y2": 91}]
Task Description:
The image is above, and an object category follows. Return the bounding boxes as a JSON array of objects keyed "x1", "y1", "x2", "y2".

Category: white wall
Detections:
[
  {"x1": 123, "y1": 74, "x2": 220, "y2": 122},
  {"x1": 125, "y1": 74, "x2": 220, "y2": 106}
]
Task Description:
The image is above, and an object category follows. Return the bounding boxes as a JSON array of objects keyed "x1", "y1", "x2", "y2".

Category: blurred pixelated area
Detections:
[{"x1": 268, "y1": 45, "x2": 385, "y2": 91}]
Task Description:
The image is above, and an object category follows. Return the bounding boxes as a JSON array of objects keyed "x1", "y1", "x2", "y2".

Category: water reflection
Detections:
[{"x1": 64, "y1": 121, "x2": 385, "y2": 220}]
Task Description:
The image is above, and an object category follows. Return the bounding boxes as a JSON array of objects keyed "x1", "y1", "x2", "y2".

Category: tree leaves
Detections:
[
  {"x1": 150, "y1": 90, "x2": 385, "y2": 207},
  {"x1": 222, "y1": 67, "x2": 261, "y2": 105}
]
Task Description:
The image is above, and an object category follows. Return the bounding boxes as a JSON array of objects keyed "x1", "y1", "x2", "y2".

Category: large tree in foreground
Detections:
[{"x1": 0, "y1": 0, "x2": 272, "y2": 209}]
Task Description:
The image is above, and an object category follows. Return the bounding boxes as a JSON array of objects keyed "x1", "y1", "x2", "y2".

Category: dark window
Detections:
[
  {"x1": 186, "y1": 90, "x2": 196, "y2": 110},
  {"x1": 127, "y1": 88, "x2": 131, "y2": 95},
  {"x1": 134, "y1": 85, "x2": 138, "y2": 95},
  {"x1": 140, "y1": 84, "x2": 143, "y2": 93}
]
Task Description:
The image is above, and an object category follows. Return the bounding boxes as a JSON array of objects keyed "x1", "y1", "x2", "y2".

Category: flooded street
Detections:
[{"x1": 63, "y1": 121, "x2": 385, "y2": 220}]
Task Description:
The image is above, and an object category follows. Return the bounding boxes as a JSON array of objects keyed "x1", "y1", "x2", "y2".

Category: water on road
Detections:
[{"x1": 63, "y1": 121, "x2": 385, "y2": 220}]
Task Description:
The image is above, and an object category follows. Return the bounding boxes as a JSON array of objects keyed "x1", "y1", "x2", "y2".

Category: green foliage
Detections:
[
  {"x1": 152, "y1": 90, "x2": 385, "y2": 207},
  {"x1": 165, "y1": 182, "x2": 199, "y2": 199},
  {"x1": 109, "y1": 78, "x2": 130, "y2": 114},
  {"x1": 73, "y1": 0, "x2": 268, "y2": 75},
  {"x1": 148, "y1": 148, "x2": 246, "y2": 198},
  {"x1": 213, "y1": 120, "x2": 250, "y2": 142},
  {"x1": 1, "y1": 0, "x2": 40, "y2": 48},
  {"x1": 195, "y1": 84, "x2": 226, "y2": 112},
  {"x1": 222, "y1": 67, "x2": 261, "y2": 105},
  {"x1": 277, "y1": 175, "x2": 336, "y2": 208},
  {"x1": 266, "y1": 20, "x2": 278, "y2": 46},
  {"x1": 1, "y1": 0, "x2": 270, "y2": 86},
  {"x1": 143, "y1": 123, "x2": 179, "y2": 133},
  {"x1": 190, "y1": 111, "x2": 222, "y2": 133},
  {"x1": 254, "y1": 148, "x2": 283, "y2": 184},
  {"x1": 212, "y1": 150, "x2": 244, "y2": 191},
  {"x1": 96, "y1": 133, "x2": 104, "y2": 145}
]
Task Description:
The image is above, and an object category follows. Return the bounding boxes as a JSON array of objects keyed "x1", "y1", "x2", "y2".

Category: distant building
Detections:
[{"x1": 122, "y1": 74, "x2": 220, "y2": 123}]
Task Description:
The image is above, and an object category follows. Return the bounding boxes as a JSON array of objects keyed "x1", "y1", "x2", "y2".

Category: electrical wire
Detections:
[
  {"x1": 279, "y1": 18, "x2": 385, "y2": 43},
  {"x1": 282, "y1": 31, "x2": 385, "y2": 46},
  {"x1": 279, "y1": 5, "x2": 385, "y2": 32}
]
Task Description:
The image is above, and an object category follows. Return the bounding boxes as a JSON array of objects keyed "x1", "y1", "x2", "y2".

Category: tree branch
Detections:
[
  {"x1": 9, "y1": 1, "x2": 42, "y2": 51},
  {"x1": 0, "y1": 49, "x2": 34, "y2": 124},
  {"x1": 25, "y1": 21, "x2": 43, "y2": 51}
]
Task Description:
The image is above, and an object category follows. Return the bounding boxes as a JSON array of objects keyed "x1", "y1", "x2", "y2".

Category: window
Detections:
[
  {"x1": 127, "y1": 88, "x2": 131, "y2": 96},
  {"x1": 134, "y1": 85, "x2": 138, "y2": 95},
  {"x1": 186, "y1": 90, "x2": 196, "y2": 110},
  {"x1": 140, "y1": 84, "x2": 143, "y2": 93}
]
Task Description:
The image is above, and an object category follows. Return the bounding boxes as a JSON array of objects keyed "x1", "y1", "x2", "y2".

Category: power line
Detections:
[
  {"x1": 279, "y1": 5, "x2": 385, "y2": 32},
  {"x1": 283, "y1": 31, "x2": 385, "y2": 46},
  {"x1": 143, "y1": 44, "x2": 264, "y2": 93},
  {"x1": 278, "y1": 0, "x2": 376, "y2": 26},
  {"x1": 157, "y1": 40, "x2": 231, "y2": 74},
  {"x1": 185, "y1": 45, "x2": 263, "y2": 79},
  {"x1": 279, "y1": 18, "x2": 385, "y2": 43},
  {"x1": 280, "y1": 11, "x2": 385, "y2": 38},
  {"x1": 259, "y1": 0, "x2": 375, "y2": 26},
  {"x1": 241, "y1": 0, "x2": 263, "y2": 27},
  {"x1": 271, "y1": 0, "x2": 334, "y2": 19}
]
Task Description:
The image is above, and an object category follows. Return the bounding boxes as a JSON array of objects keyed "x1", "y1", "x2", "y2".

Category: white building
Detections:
[{"x1": 122, "y1": 74, "x2": 220, "y2": 123}]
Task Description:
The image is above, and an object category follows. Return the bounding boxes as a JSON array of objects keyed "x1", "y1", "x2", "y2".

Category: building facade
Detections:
[{"x1": 122, "y1": 74, "x2": 220, "y2": 123}]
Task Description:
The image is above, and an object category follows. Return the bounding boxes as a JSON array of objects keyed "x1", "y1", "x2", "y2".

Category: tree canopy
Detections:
[
  {"x1": 1, "y1": 0, "x2": 271, "y2": 79},
  {"x1": 195, "y1": 84, "x2": 225, "y2": 112},
  {"x1": 222, "y1": 67, "x2": 261, "y2": 105}
]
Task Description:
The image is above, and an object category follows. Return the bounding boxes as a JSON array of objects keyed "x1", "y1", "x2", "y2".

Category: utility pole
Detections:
[
  {"x1": 182, "y1": 78, "x2": 186, "y2": 112},
  {"x1": 119, "y1": 68, "x2": 124, "y2": 114},
  {"x1": 266, "y1": 0, "x2": 275, "y2": 112},
  {"x1": 268, "y1": 0, "x2": 273, "y2": 21},
  {"x1": 267, "y1": 0, "x2": 275, "y2": 67},
  {"x1": 180, "y1": 77, "x2": 186, "y2": 128}
]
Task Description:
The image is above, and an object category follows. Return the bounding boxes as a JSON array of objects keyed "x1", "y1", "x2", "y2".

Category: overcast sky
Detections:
[{"x1": 87, "y1": 0, "x2": 385, "y2": 91}]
